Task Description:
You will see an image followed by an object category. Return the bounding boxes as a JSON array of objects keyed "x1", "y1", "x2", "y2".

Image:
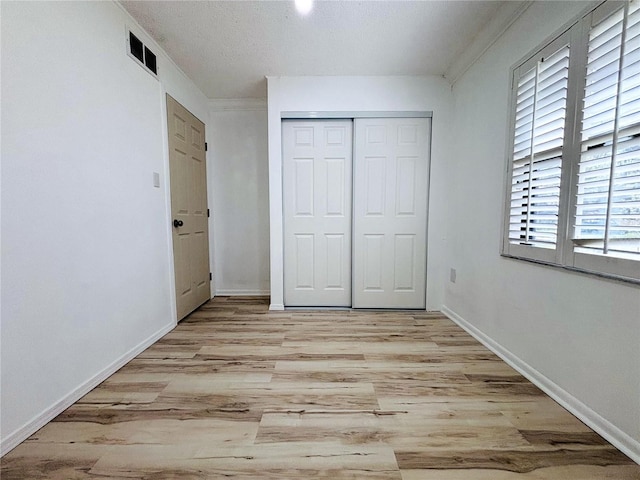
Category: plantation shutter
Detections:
[
  {"x1": 507, "y1": 38, "x2": 570, "y2": 257},
  {"x1": 575, "y1": 0, "x2": 640, "y2": 256}
]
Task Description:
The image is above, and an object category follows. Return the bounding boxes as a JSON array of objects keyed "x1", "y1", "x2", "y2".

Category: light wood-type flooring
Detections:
[{"x1": 2, "y1": 296, "x2": 639, "y2": 479}]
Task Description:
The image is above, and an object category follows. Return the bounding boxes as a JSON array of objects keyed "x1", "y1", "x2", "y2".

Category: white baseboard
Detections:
[
  {"x1": 0, "y1": 321, "x2": 175, "y2": 456},
  {"x1": 269, "y1": 303, "x2": 285, "y2": 311},
  {"x1": 441, "y1": 305, "x2": 640, "y2": 465},
  {"x1": 215, "y1": 289, "x2": 270, "y2": 296}
]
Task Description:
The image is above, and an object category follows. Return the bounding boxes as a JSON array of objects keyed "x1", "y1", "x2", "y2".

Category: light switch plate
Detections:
[{"x1": 153, "y1": 172, "x2": 160, "y2": 188}]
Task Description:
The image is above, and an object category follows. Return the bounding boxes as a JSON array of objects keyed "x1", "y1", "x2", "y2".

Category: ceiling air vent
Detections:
[{"x1": 127, "y1": 30, "x2": 158, "y2": 77}]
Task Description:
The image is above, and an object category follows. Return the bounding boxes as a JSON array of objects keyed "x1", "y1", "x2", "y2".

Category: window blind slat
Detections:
[
  {"x1": 589, "y1": 18, "x2": 623, "y2": 53},
  {"x1": 533, "y1": 125, "x2": 565, "y2": 146},
  {"x1": 588, "y1": 41, "x2": 623, "y2": 76},
  {"x1": 582, "y1": 120, "x2": 618, "y2": 139},
  {"x1": 577, "y1": 162, "x2": 612, "y2": 177},
  {"x1": 532, "y1": 157, "x2": 563, "y2": 169},
  {"x1": 537, "y1": 68, "x2": 569, "y2": 94},
  {"x1": 517, "y1": 70, "x2": 536, "y2": 93},
  {"x1": 583, "y1": 85, "x2": 618, "y2": 111},
  {"x1": 534, "y1": 91, "x2": 568, "y2": 119},
  {"x1": 515, "y1": 116, "x2": 534, "y2": 131},
  {"x1": 536, "y1": 79, "x2": 568, "y2": 105},
  {"x1": 617, "y1": 108, "x2": 640, "y2": 130},
  {"x1": 585, "y1": 32, "x2": 622, "y2": 78},
  {"x1": 512, "y1": 203, "x2": 560, "y2": 212},
  {"x1": 620, "y1": 69, "x2": 640, "y2": 93},
  {"x1": 535, "y1": 109, "x2": 567, "y2": 132},
  {"x1": 582, "y1": 94, "x2": 617, "y2": 120},
  {"x1": 578, "y1": 190, "x2": 640, "y2": 204},
  {"x1": 515, "y1": 95, "x2": 535, "y2": 115},
  {"x1": 589, "y1": 27, "x2": 623, "y2": 60},
  {"x1": 585, "y1": 69, "x2": 621, "y2": 100},
  {"x1": 577, "y1": 176, "x2": 611, "y2": 189},
  {"x1": 513, "y1": 148, "x2": 532, "y2": 161}
]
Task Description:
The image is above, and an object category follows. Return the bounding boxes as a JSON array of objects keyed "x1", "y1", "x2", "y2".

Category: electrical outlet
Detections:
[{"x1": 450, "y1": 268, "x2": 457, "y2": 283}]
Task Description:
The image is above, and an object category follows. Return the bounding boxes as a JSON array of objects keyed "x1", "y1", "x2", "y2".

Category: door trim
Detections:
[{"x1": 281, "y1": 111, "x2": 433, "y2": 119}]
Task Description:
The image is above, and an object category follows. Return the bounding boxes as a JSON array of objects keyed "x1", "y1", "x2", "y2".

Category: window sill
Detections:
[{"x1": 500, "y1": 253, "x2": 640, "y2": 287}]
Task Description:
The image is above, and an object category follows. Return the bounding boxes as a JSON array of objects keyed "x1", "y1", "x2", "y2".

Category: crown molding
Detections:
[
  {"x1": 445, "y1": 1, "x2": 533, "y2": 86},
  {"x1": 208, "y1": 98, "x2": 267, "y2": 111}
]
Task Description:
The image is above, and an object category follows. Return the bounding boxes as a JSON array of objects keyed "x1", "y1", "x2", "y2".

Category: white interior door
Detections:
[
  {"x1": 283, "y1": 120, "x2": 353, "y2": 307},
  {"x1": 353, "y1": 117, "x2": 431, "y2": 308}
]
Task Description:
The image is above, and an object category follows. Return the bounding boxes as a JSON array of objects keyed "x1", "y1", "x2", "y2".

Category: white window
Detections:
[{"x1": 504, "y1": 0, "x2": 640, "y2": 283}]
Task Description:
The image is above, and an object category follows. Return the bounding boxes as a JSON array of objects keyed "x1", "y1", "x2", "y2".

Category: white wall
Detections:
[
  {"x1": 267, "y1": 76, "x2": 452, "y2": 310},
  {"x1": 208, "y1": 102, "x2": 270, "y2": 295},
  {"x1": 1, "y1": 1, "x2": 208, "y2": 453},
  {"x1": 445, "y1": 1, "x2": 640, "y2": 461}
]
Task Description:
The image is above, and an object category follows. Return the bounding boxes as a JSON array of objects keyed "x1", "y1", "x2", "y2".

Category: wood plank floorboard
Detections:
[{"x1": 2, "y1": 296, "x2": 639, "y2": 479}]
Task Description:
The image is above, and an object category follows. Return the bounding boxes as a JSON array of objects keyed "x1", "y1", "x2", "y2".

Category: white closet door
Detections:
[
  {"x1": 283, "y1": 120, "x2": 353, "y2": 306},
  {"x1": 353, "y1": 118, "x2": 430, "y2": 309}
]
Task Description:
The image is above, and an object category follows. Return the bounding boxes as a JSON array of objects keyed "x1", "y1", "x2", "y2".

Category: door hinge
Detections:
[
  {"x1": 207, "y1": 208, "x2": 210, "y2": 217},
  {"x1": 205, "y1": 142, "x2": 208, "y2": 151},
  {"x1": 209, "y1": 272, "x2": 212, "y2": 281}
]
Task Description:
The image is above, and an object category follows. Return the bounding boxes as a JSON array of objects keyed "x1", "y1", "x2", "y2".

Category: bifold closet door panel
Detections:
[
  {"x1": 353, "y1": 118, "x2": 430, "y2": 309},
  {"x1": 283, "y1": 120, "x2": 353, "y2": 307}
]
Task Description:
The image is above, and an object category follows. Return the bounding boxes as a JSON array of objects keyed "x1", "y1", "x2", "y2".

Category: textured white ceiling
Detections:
[{"x1": 121, "y1": 0, "x2": 507, "y2": 99}]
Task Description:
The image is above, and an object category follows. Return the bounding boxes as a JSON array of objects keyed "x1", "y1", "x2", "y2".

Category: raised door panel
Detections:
[
  {"x1": 363, "y1": 234, "x2": 384, "y2": 291},
  {"x1": 325, "y1": 234, "x2": 346, "y2": 289},
  {"x1": 393, "y1": 234, "x2": 416, "y2": 292},
  {"x1": 395, "y1": 157, "x2": 417, "y2": 216},
  {"x1": 283, "y1": 120, "x2": 353, "y2": 307},
  {"x1": 172, "y1": 134, "x2": 189, "y2": 217},
  {"x1": 295, "y1": 234, "x2": 315, "y2": 289},
  {"x1": 325, "y1": 159, "x2": 345, "y2": 216},
  {"x1": 294, "y1": 159, "x2": 314, "y2": 216},
  {"x1": 175, "y1": 233, "x2": 192, "y2": 298},
  {"x1": 365, "y1": 157, "x2": 387, "y2": 216}
]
